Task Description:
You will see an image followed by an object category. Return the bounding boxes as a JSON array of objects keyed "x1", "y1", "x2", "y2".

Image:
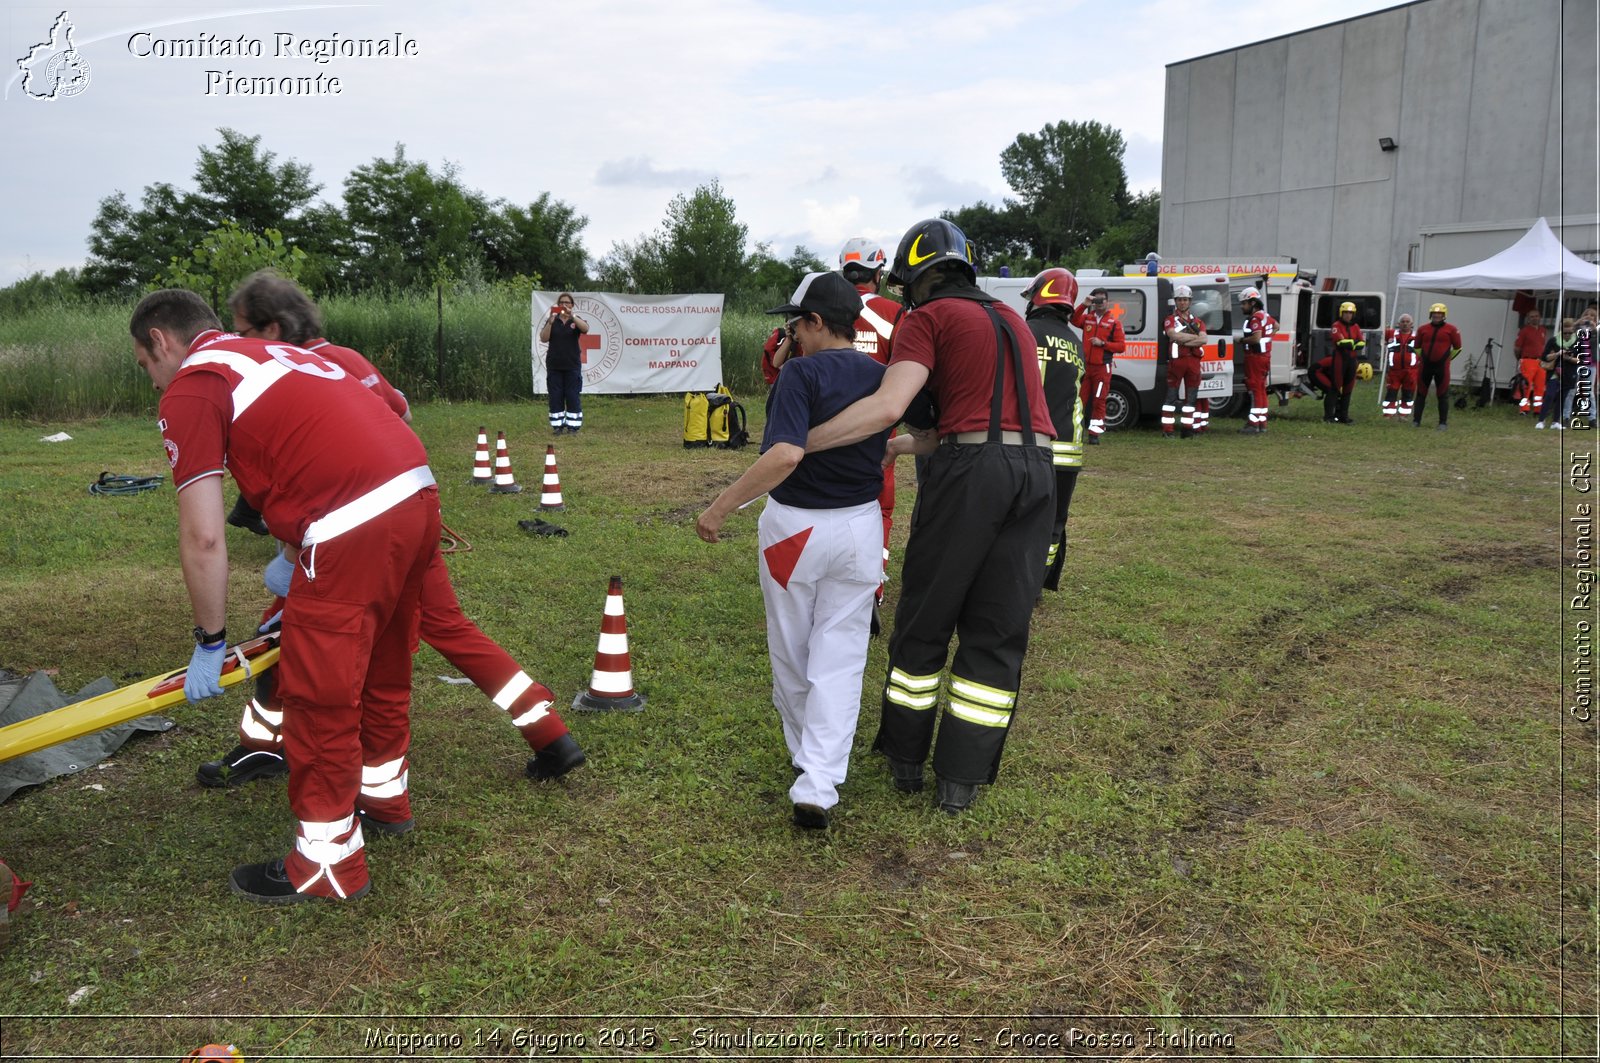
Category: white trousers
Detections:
[{"x1": 758, "y1": 497, "x2": 881, "y2": 810}]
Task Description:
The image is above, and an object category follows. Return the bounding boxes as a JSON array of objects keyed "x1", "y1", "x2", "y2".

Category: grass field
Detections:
[{"x1": 0, "y1": 392, "x2": 1594, "y2": 1060}]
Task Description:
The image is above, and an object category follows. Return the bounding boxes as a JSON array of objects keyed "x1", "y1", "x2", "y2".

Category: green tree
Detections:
[
  {"x1": 81, "y1": 183, "x2": 209, "y2": 295},
  {"x1": 1080, "y1": 189, "x2": 1160, "y2": 273},
  {"x1": 594, "y1": 236, "x2": 668, "y2": 293},
  {"x1": 156, "y1": 221, "x2": 308, "y2": 306},
  {"x1": 342, "y1": 145, "x2": 487, "y2": 290},
  {"x1": 941, "y1": 200, "x2": 1038, "y2": 274},
  {"x1": 190, "y1": 128, "x2": 321, "y2": 237},
  {"x1": 1000, "y1": 120, "x2": 1129, "y2": 262},
  {"x1": 481, "y1": 192, "x2": 589, "y2": 289},
  {"x1": 744, "y1": 243, "x2": 826, "y2": 301},
  {"x1": 658, "y1": 181, "x2": 750, "y2": 294}
]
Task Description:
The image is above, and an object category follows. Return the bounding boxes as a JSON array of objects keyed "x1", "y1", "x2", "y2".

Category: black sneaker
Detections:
[
  {"x1": 526, "y1": 733, "x2": 587, "y2": 781},
  {"x1": 869, "y1": 600, "x2": 882, "y2": 637},
  {"x1": 197, "y1": 745, "x2": 287, "y2": 789},
  {"x1": 886, "y1": 756, "x2": 924, "y2": 793},
  {"x1": 936, "y1": 777, "x2": 978, "y2": 814},
  {"x1": 226, "y1": 496, "x2": 271, "y2": 536},
  {"x1": 358, "y1": 810, "x2": 414, "y2": 836},
  {"x1": 230, "y1": 858, "x2": 370, "y2": 904},
  {"x1": 1086, "y1": 435, "x2": 1100, "y2": 445},
  {"x1": 792, "y1": 803, "x2": 829, "y2": 830}
]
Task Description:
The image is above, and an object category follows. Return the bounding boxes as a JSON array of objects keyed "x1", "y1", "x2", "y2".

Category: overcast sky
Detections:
[{"x1": 1, "y1": 0, "x2": 1404, "y2": 287}]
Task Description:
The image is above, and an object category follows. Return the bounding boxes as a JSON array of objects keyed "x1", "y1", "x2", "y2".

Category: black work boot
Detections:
[
  {"x1": 197, "y1": 745, "x2": 288, "y2": 788},
  {"x1": 886, "y1": 756, "x2": 925, "y2": 793},
  {"x1": 226, "y1": 496, "x2": 271, "y2": 536},
  {"x1": 526, "y1": 733, "x2": 587, "y2": 781},
  {"x1": 230, "y1": 857, "x2": 370, "y2": 904},
  {"x1": 936, "y1": 777, "x2": 979, "y2": 814}
]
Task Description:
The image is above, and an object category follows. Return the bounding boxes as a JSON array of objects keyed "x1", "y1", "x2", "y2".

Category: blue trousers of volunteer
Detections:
[
  {"x1": 759, "y1": 497, "x2": 882, "y2": 810},
  {"x1": 547, "y1": 368, "x2": 583, "y2": 431},
  {"x1": 877, "y1": 441, "x2": 1055, "y2": 785}
]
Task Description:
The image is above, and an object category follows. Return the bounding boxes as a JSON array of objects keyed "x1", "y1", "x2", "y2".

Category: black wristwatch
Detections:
[{"x1": 193, "y1": 625, "x2": 227, "y2": 647}]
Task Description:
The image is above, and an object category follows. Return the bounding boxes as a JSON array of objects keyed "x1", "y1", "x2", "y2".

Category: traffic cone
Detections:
[
  {"x1": 470, "y1": 427, "x2": 493, "y2": 485},
  {"x1": 572, "y1": 575, "x2": 646, "y2": 712},
  {"x1": 540, "y1": 445, "x2": 565, "y2": 511},
  {"x1": 489, "y1": 431, "x2": 522, "y2": 494}
]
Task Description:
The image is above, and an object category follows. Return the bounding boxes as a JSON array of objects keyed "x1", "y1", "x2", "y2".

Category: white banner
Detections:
[{"x1": 531, "y1": 291, "x2": 724, "y2": 395}]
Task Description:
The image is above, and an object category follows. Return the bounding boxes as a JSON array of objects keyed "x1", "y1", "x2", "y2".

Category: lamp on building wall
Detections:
[{"x1": 1378, "y1": 137, "x2": 1398, "y2": 152}]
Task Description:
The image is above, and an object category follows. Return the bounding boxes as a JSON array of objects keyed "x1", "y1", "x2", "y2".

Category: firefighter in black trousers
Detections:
[
  {"x1": 804, "y1": 218, "x2": 1056, "y2": 814},
  {"x1": 1022, "y1": 267, "x2": 1086, "y2": 594}
]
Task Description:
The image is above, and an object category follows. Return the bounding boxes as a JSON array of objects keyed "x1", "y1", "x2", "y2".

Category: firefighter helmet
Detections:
[
  {"x1": 1339, "y1": 301, "x2": 1357, "y2": 314},
  {"x1": 1240, "y1": 286, "x2": 1263, "y2": 305},
  {"x1": 1430, "y1": 302, "x2": 1448, "y2": 315},
  {"x1": 838, "y1": 237, "x2": 886, "y2": 273},
  {"x1": 1356, "y1": 362, "x2": 1374, "y2": 381},
  {"x1": 887, "y1": 218, "x2": 976, "y2": 289},
  {"x1": 1173, "y1": 284, "x2": 1193, "y2": 299},
  {"x1": 1023, "y1": 267, "x2": 1078, "y2": 308}
]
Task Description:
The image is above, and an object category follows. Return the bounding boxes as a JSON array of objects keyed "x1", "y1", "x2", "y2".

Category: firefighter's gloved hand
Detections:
[
  {"x1": 184, "y1": 640, "x2": 227, "y2": 703},
  {"x1": 263, "y1": 552, "x2": 294, "y2": 597}
]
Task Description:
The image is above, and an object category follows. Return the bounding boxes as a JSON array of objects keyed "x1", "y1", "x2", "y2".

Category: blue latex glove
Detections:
[
  {"x1": 184, "y1": 640, "x2": 227, "y2": 703},
  {"x1": 264, "y1": 551, "x2": 295, "y2": 597}
]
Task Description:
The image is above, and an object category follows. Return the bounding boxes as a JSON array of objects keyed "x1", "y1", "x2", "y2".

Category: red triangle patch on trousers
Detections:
[{"x1": 762, "y1": 527, "x2": 813, "y2": 590}]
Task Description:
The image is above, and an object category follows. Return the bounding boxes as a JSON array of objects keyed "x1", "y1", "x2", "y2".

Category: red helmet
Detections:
[{"x1": 1023, "y1": 267, "x2": 1078, "y2": 308}]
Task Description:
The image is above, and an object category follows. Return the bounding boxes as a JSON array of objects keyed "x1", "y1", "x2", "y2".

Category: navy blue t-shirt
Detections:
[{"x1": 763, "y1": 348, "x2": 889, "y2": 509}]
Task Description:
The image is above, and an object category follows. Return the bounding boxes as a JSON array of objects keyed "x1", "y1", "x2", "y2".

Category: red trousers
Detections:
[
  {"x1": 278, "y1": 488, "x2": 439, "y2": 898},
  {"x1": 1080, "y1": 363, "x2": 1110, "y2": 435},
  {"x1": 1244, "y1": 353, "x2": 1271, "y2": 425}
]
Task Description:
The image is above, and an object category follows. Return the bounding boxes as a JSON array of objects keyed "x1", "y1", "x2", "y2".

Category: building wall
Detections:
[{"x1": 1161, "y1": 0, "x2": 1599, "y2": 302}]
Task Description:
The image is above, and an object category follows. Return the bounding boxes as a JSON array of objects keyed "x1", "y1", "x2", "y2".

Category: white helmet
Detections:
[
  {"x1": 838, "y1": 238, "x2": 887, "y2": 272},
  {"x1": 1240, "y1": 286, "x2": 1263, "y2": 303},
  {"x1": 1173, "y1": 284, "x2": 1193, "y2": 299}
]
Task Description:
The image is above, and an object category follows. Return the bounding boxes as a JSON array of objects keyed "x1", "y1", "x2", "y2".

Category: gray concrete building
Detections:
[{"x1": 1161, "y1": 0, "x2": 1599, "y2": 368}]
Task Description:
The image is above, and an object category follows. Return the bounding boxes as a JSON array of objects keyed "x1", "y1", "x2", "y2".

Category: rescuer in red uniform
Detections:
[
  {"x1": 1316, "y1": 301, "x2": 1366, "y2": 424},
  {"x1": 1071, "y1": 287, "x2": 1125, "y2": 443},
  {"x1": 1160, "y1": 285, "x2": 1208, "y2": 439},
  {"x1": 1413, "y1": 303, "x2": 1464, "y2": 430},
  {"x1": 133, "y1": 287, "x2": 439, "y2": 903},
  {"x1": 1513, "y1": 311, "x2": 1548, "y2": 416},
  {"x1": 1382, "y1": 314, "x2": 1419, "y2": 420},
  {"x1": 1238, "y1": 287, "x2": 1276, "y2": 434}
]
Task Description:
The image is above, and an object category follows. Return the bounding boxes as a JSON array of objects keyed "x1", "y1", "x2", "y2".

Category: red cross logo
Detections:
[{"x1": 578, "y1": 331, "x2": 602, "y2": 365}]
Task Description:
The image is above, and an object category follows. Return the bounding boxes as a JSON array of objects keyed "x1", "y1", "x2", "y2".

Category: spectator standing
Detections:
[
  {"x1": 1514, "y1": 311, "x2": 1548, "y2": 417},
  {"x1": 539, "y1": 292, "x2": 589, "y2": 434},
  {"x1": 1537, "y1": 316, "x2": 1578, "y2": 430}
]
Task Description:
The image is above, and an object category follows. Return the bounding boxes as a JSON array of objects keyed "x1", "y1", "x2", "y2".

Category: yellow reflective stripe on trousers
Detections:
[
  {"x1": 885, "y1": 667, "x2": 940, "y2": 710},
  {"x1": 1051, "y1": 439, "x2": 1083, "y2": 468},
  {"x1": 947, "y1": 676, "x2": 1015, "y2": 727}
]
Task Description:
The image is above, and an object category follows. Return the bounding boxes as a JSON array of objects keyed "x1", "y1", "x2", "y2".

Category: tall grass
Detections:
[{"x1": 0, "y1": 292, "x2": 771, "y2": 420}]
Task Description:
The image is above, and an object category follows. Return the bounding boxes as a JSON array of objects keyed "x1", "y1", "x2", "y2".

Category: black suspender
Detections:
[{"x1": 981, "y1": 304, "x2": 1037, "y2": 445}]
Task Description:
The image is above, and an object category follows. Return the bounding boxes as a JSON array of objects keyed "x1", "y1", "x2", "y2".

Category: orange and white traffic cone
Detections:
[
  {"x1": 470, "y1": 427, "x2": 493, "y2": 486},
  {"x1": 540, "y1": 445, "x2": 565, "y2": 511},
  {"x1": 572, "y1": 575, "x2": 645, "y2": 712},
  {"x1": 489, "y1": 431, "x2": 522, "y2": 494}
]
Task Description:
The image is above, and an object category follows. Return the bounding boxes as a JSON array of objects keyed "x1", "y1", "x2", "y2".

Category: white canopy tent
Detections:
[
  {"x1": 1397, "y1": 217, "x2": 1600, "y2": 300},
  {"x1": 1393, "y1": 218, "x2": 1599, "y2": 399}
]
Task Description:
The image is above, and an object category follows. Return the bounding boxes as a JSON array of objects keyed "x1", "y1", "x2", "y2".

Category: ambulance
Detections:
[{"x1": 980, "y1": 259, "x2": 1386, "y2": 430}]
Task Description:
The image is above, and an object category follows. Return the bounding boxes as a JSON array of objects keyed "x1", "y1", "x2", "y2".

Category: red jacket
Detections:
[
  {"x1": 1071, "y1": 305, "x2": 1126, "y2": 366},
  {"x1": 1330, "y1": 320, "x2": 1365, "y2": 355},
  {"x1": 1415, "y1": 321, "x2": 1463, "y2": 363},
  {"x1": 1384, "y1": 329, "x2": 1417, "y2": 371}
]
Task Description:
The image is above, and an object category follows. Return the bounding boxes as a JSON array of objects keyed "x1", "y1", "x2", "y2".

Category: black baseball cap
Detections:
[{"x1": 767, "y1": 271, "x2": 861, "y2": 321}]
